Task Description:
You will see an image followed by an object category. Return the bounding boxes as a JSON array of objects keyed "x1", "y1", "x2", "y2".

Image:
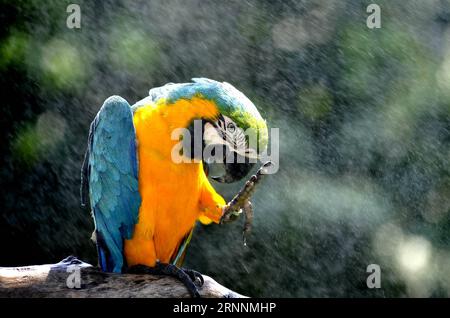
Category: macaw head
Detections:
[{"x1": 152, "y1": 78, "x2": 268, "y2": 183}]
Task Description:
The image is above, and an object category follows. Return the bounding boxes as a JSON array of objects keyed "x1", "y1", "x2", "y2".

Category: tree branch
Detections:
[{"x1": 0, "y1": 256, "x2": 246, "y2": 298}]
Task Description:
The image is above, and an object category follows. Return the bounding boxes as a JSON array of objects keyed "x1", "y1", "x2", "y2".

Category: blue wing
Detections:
[{"x1": 81, "y1": 96, "x2": 141, "y2": 273}]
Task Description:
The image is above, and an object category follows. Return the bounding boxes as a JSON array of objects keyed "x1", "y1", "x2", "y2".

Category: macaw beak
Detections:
[
  {"x1": 202, "y1": 120, "x2": 257, "y2": 183},
  {"x1": 212, "y1": 158, "x2": 255, "y2": 183}
]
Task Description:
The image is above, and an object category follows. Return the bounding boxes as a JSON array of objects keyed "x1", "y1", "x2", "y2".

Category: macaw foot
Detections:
[
  {"x1": 220, "y1": 161, "x2": 273, "y2": 245},
  {"x1": 126, "y1": 263, "x2": 204, "y2": 298}
]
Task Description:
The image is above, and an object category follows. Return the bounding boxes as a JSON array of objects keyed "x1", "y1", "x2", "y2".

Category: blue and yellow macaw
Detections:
[{"x1": 81, "y1": 78, "x2": 268, "y2": 297}]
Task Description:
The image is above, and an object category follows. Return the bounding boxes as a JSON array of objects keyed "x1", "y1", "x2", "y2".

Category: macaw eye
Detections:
[{"x1": 227, "y1": 122, "x2": 236, "y2": 133}]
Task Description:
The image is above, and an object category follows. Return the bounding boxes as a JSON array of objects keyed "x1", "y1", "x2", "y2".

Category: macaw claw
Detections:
[
  {"x1": 242, "y1": 200, "x2": 253, "y2": 246},
  {"x1": 127, "y1": 262, "x2": 203, "y2": 298},
  {"x1": 220, "y1": 161, "x2": 273, "y2": 245}
]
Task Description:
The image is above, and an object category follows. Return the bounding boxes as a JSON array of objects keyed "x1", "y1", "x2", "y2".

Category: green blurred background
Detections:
[{"x1": 1, "y1": 0, "x2": 450, "y2": 297}]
